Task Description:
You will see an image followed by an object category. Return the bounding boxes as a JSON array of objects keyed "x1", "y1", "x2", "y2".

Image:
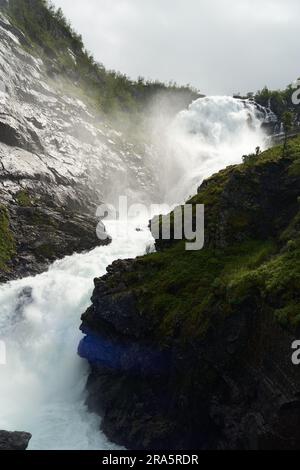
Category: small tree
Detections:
[
  {"x1": 282, "y1": 111, "x2": 293, "y2": 155},
  {"x1": 242, "y1": 147, "x2": 262, "y2": 165}
]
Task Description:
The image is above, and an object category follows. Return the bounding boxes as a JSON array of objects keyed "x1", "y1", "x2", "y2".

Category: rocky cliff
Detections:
[
  {"x1": 0, "y1": 10, "x2": 156, "y2": 281},
  {"x1": 0, "y1": 6, "x2": 185, "y2": 282},
  {"x1": 79, "y1": 137, "x2": 300, "y2": 450},
  {"x1": 0, "y1": 3, "x2": 277, "y2": 284}
]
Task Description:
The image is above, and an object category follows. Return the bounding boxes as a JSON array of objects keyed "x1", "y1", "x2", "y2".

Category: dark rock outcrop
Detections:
[
  {"x1": 0, "y1": 204, "x2": 110, "y2": 283},
  {"x1": 0, "y1": 431, "x2": 32, "y2": 450},
  {"x1": 80, "y1": 140, "x2": 300, "y2": 450}
]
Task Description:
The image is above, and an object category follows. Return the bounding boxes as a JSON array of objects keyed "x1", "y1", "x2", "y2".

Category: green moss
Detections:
[
  {"x1": 234, "y1": 136, "x2": 300, "y2": 170},
  {"x1": 121, "y1": 239, "x2": 275, "y2": 346},
  {"x1": 0, "y1": 205, "x2": 16, "y2": 271},
  {"x1": 288, "y1": 159, "x2": 300, "y2": 177},
  {"x1": 115, "y1": 137, "x2": 300, "y2": 344},
  {"x1": 35, "y1": 243, "x2": 55, "y2": 259},
  {"x1": 15, "y1": 190, "x2": 32, "y2": 207},
  {"x1": 274, "y1": 303, "x2": 300, "y2": 327},
  {"x1": 126, "y1": 231, "x2": 300, "y2": 345},
  {"x1": 227, "y1": 242, "x2": 300, "y2": 326},
  {"x1": 30, "y1": 210, "x2": 58, "y2": 229},
  {"x1": 227, "y1": 213, "x2": 250, "y2": 231},
  {"x1": 189, "y1": 166, "x2": 236, "y2": 206}
]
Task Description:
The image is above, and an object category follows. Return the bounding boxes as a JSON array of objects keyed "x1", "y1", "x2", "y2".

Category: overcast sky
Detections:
[{"x1": 52, "y1": 0, "x2": 299, "y2": 95}]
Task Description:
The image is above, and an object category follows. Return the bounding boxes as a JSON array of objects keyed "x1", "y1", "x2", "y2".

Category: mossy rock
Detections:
[
  {"x1": 30, "y1": 210, "x2": 58, "y2": 228},
  {"x1": 0, "y1": 205, "x2": 16, "y2": 271},
  {"x1": 35, "y1": 243, "x2": 56, "y2": 260},
  {"x1": 15, "y1": 190, "x2": 33, "y2": 207},
  {"x1": 115, "y1": 137, "x2": 300, "y2": 339}
]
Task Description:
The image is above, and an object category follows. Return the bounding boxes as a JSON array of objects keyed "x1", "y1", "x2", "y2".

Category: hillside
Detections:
[
  {"x1": 1, "y1": 0, "x2": 300, "y2": 453},
  {"x1": 79, "y1": 137, "x2": 300, "y2": 450},
  {"x1": 3, "y1": 0, "x2": 198, "y2": 118},
  {"x1": 0, "y1": 1, "x2": 198, "y2": 282}
]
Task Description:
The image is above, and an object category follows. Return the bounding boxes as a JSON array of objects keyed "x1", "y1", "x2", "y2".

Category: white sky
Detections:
[{"x1": 52, "y1": 0, "x2": 300, "y2": 95}]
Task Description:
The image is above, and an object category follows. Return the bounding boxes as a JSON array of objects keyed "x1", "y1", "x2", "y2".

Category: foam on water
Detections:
[{"x1": 0, "y1": 220, "x2": 153, "y2": 449}]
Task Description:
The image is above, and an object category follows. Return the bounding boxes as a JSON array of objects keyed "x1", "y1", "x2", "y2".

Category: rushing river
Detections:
[{"x1": 0, "y1": 97, "x2": 267, "y2": 449}]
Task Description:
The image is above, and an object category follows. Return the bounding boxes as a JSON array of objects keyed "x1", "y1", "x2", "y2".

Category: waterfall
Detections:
[
  {"x1": 154, "y1": 96, "x2": 267, "y2": 204},
  {"x1": 0, "y1": 96, "x2": 267, "y2": 450},
  {"x1": 0, "y1": 221, "x2": 153, "y2": 449}
]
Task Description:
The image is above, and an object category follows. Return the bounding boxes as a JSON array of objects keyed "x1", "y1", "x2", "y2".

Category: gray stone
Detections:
[{"x1": 0, "y1": 431, "x2": 32, "y2": 450}]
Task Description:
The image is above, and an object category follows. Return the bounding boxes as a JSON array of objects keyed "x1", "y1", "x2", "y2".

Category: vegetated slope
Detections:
[
  {"x1": 5, "y1": 0, "x2": 198, "y2": 118},
  {"x1": 80, "y1": 137, "x2": 300, "y2": 450}
]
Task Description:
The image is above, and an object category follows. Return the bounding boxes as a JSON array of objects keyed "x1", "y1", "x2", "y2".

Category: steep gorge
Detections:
[
  {"x1": 0, "y1": 0, "x2": 298, "y2": 452},
  {"x1": 0, "y1": 2, "x2": 198, "y2": 283},
  {"x1": 80, "y1": 139, "x2": 300, "y2": 450}
]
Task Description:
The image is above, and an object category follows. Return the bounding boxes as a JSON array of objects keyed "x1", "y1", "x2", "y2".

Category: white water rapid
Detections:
[{"x1": 0, "y1": 97, "x2": 267, "y2": 450}]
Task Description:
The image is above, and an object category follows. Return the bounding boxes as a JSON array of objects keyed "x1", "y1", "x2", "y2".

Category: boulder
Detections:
[{"x1": 0, "y1": 431, "x2": 32, "y2": 450}]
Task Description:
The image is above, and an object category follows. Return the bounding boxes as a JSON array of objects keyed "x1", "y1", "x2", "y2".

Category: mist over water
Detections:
[
  {"x1": 155, "y1": 96, "x2": 266, "y2": 204},
  {"x1": 0, "y1": 97, "x2": 267, "y2": 450}
]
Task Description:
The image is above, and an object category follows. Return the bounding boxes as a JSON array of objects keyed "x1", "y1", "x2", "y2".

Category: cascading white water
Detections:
[
  {"x1": 156, "y1": 96, "x2": 267, "y2": 204},
  {"x1": 0, "y1": 96, "x2": 267, "y2": 450},
  {"x1": 0, "y1": 220, "x2": 154, "y2": 450}
]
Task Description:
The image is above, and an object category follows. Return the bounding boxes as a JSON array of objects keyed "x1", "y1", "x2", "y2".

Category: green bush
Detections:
[{"x1": 15, "y1": 190, "x2": 32, "y2": 207}]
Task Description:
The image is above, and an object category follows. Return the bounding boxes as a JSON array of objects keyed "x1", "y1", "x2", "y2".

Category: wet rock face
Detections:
[
  {"x1": 0, "y1": 431, "x2": 32, "y2": 450},
  {"x1": 0, "y1": 12, "x2": 159, "y2": 211},
  {"x1": 0, "y1": 206, "x2": 111, "y2": 283},
  {"x1": 0, "y1": 11, "x2": 160, "y2": 280},
  {"x1": 0, "y1": 112, "x2": 43, "y2": 152}
]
